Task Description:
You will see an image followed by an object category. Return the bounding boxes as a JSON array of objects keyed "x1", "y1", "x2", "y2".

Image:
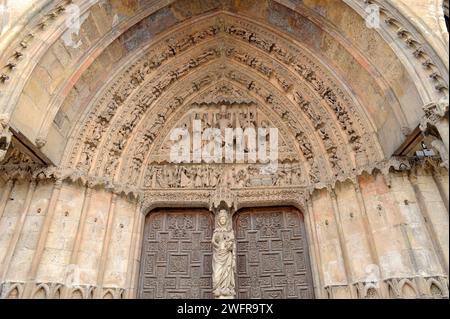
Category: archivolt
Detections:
[
  {"x1": 1, "y1": 0, "x2": 446, "y2": 180},
  {"x1": 62, "y1": 12, "x2": 384, "y2": 186}
]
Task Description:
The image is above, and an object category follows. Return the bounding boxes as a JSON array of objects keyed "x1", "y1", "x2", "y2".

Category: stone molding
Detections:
[
  {"x1": 1, "y1": 155, "x2": 445, "y2": 209},
  {"x1": 2, "y1": 275, "x2": 447, "y2": 299},
  {"x1": 0, "y1": 0, "x2": 73, "y2": 90},
  {"x1": 356, "y1": 0, "x2": 449, "y2": 93}
]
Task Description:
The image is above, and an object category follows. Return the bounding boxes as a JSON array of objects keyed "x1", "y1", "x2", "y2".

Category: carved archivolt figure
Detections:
[{"x1": 212, "y1": 209, "x2": 236, "y2": 299}]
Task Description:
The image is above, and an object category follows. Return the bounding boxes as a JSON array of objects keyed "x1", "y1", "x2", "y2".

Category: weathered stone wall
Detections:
[
  {"x1": 0, "y1": 167, "x2": 447, "y2": 299},
  {"x1": 310, "y1": 169, "x2": 449, "y2": 298},
  {"x1": 0, "y1": 178, "x2": 139, "y2": 299}
]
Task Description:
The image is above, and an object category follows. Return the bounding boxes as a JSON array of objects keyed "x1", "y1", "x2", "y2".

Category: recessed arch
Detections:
[
  {"x1": 1, "y1": 0, "x2": 444, "y2": 167},
  {"x1": 103, "y1": 291, "x2": 113, "y2": 299},
  {"x1": 71, "y1": 289, "x2": 84, "y2": 299},
  {"x1": 401, "y1": 281, "x2": 418, "y2": 298},
  {"x1": 428, "y1": 278, "x2": 445, "y2": 298},
  {"x1": 0, "y1": 0, "x2": 448, "y2": 301},
  {"x1": 32, "y1": 286, "x2": 47, "y2": 299},
  {"x1": 6, "y1": 286, "x2": 21, "y2": 299},
  {"x1": 58, "y1": 11, "x2": 390, "y2": 188}
]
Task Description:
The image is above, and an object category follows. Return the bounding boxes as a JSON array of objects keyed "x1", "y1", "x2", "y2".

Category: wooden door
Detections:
[
  {"x1": 234, "y1": 207, "x2": 315, "y2": 299},
  {"x1": 138, "y1": 208, "x2": 214, "y2": 299}
]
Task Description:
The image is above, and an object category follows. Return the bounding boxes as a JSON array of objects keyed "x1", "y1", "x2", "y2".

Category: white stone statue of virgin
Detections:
[{"x1": 212, "y1": 209, "x2": 236, "y2": 299}]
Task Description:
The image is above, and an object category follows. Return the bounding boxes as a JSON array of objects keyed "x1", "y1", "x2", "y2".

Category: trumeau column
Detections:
[
  {"x1": 23, "y1": 178, "x2": 64, "y2": 298},
  {"x1": 94, "y1": 192, "x2": 118, "y2": 298},
  {"x1": 209, "y1": 188, "x2": 237, "y2": 299},
  {"x1": 0, "y1": 179, "x2": 36, "y2": 282}
]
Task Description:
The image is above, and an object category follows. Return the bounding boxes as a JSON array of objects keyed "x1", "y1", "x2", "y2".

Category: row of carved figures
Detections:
[
  {"x1": 144, "y1": 163, "x2": 306, "y2": 189},
  {"x1": 182, "y1": 106, "x2": 261, "y2": 131}
]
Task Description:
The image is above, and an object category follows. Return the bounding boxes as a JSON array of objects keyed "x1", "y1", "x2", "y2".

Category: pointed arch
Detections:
[{"x1": 32, "y1": 285, "x2": 48, "y2": 299}]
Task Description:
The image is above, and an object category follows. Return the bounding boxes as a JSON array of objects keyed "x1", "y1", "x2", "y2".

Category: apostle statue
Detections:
[{"x1": 212, "y1": 209, "x2": 236, "y2": 299}]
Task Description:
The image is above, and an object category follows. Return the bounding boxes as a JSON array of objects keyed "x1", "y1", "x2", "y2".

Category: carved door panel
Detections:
[
  {"x1": 234, "y1": 207, "x2": 315, "y2": 299},
  {"x1": 138, "y1": 209, "x2": 213, "y2": 299}
]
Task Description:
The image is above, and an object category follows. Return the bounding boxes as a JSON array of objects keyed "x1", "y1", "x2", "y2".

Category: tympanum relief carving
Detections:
[
  {"x1": 151, "y1": 101, "x2": 295, "y2": 163},
  {"x1": 144, "y1": 162, "x2": 306, "y2": 189}
]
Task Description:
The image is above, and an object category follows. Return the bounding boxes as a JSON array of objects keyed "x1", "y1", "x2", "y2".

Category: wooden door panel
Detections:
[
  {"x1": 138, "y1": 209, "x2": 213, "y2": 299},
  {"x1": 234, "y1": 207, "x2": 315, "y2": 299}
]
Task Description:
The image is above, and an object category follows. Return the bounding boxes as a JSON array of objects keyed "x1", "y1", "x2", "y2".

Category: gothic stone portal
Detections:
[
  {"x1": 138, "y1": 207, "x2": 315, "y2": 299},
  {"x1": 234, "y1": 207, "x2": 315, "y2": 299}
]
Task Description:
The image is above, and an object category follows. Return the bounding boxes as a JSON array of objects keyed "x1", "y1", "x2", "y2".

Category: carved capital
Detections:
[{"x1": 419, "y1": 98, "x2": 449, "y2": 132}]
